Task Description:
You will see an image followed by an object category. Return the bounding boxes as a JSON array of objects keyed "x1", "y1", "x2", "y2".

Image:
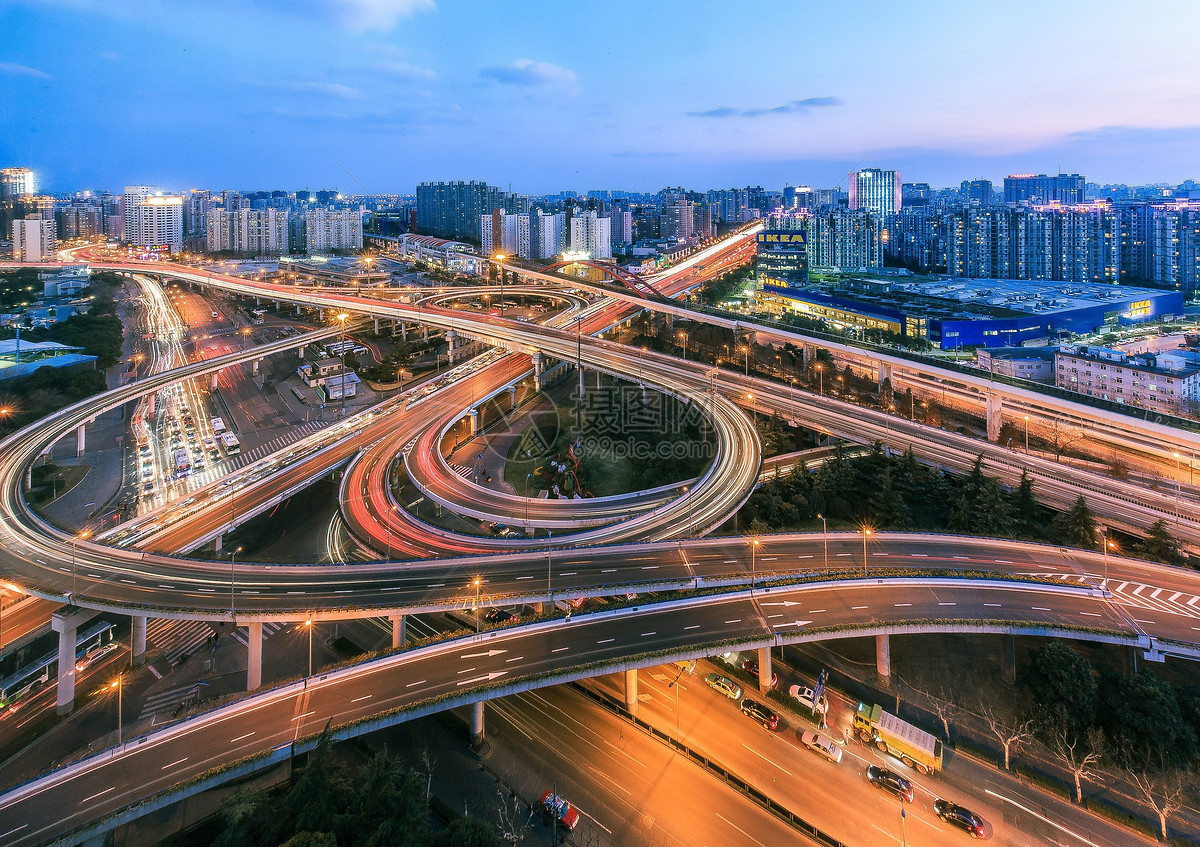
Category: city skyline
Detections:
[{"x1": 2, "y1": 0, "x2": 1199, "y2": 193}]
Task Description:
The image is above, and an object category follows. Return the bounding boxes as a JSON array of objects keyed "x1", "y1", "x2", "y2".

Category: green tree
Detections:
[
  {"x1": 1026, "y1": 642, "x2": 1096, "y2": 738},
  {"x1": 1010, "y1": 471, "x2": 1044, "y2": 537},
  {"x1": 1136, "y1": 520, "x2": 1184, "y2": 567},
  {"x1": 286, "y1": 727, "x2": 351, "y2": 839},
  {"x1": 1098, "y1": 669, "x2": 1197, "y2": 765},
  {"x1": 281, "y1": 833, "x2": 338, "y2": 847},
  {"x1": 430, "y1": 817, "x2": 501, "y2": 847},
  {"x1": 1052, "y1": 495, "x2": 1097, "y2": 548},
  {"x1": 869, "y1": 466, "x2": 910, "y2": 529}
]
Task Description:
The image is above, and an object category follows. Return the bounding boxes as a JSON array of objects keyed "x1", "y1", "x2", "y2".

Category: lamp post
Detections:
[
  {"x1": 745, "y1": 392, "x2": 756, "y2": 426},
  {"x1": 861, "y1": 526, "x2": 873, "y2": 577},
  {"x1": 1101, "y1": 530, "x2": 1115, "y2": 584},
  {"x1": 750, "y1": 538, "x2": 760, "y2": 594},
  {"x1": 494, "y1": 254, "x2": 506, "y2": 315},
  {"x1": 111, "y1": 674, "x2": 123, "y2": 745},
  {"x1": 817, "y1": 513, "x2": 828, "y2": 573},
  {"x1": 525, "y1": 472, "x2": 533, "y2": 532},
  {"x1": 741, "y1": 345, "x2": 749, "y2": 376},
  {"x1": 336, "y1": 313, "x2": 349, "y2": 418},
  {"x1": 473, "y1": 578, "x2": 482, "y2": 633},
  {"x1": 71, "y1": 529, "x2": 90, "y2": 598},
  {"x1": 678, "y1": 331, "x2": 688, "y2": 360},
  {"x1": 304, "y1": 618, "x2": 313, "y2": 677},
  {"x1": 1023, "y1": 415, "x2": 1030, "y2": 452},
  {"x1": 229, "y1": 545, "x2": 242, "y2": 614},
  {"x1": 815, "y1": 363, "x2": 823, "y2": 396}
]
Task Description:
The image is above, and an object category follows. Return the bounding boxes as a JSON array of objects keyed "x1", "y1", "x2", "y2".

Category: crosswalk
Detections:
[
  {"x1": 138, "y1": 681, "x2": 209, "y2": 722},
  {"x1": 449, "y1": 462, "x2": 475, "y2": 479},
  {"x1": 146, "y1": 618, "x2": 214, "y2": 666},
  {"x1": 230, "y1": 420, "x2": 331, "y2": 468},
  {"x1": 231, "y1": 621, "x2": 287, "y2": 646},
  {"x1": 1034, "y1": 572, "x2": 1200, "y2": 618}
]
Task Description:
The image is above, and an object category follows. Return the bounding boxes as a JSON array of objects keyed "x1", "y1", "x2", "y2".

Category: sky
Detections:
[{"x1": 2, "y1": 0, "x2": 1199, "y2": 195}]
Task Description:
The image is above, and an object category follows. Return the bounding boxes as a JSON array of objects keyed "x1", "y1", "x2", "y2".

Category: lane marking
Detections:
[
  {"x1": 938, "y1": 602, "x2": 956, "y2": 606},
  {"x1": 81, "y1": 787, "x2": 115, "y2": 804},
  {"x1": 504, "y1": 656, "x2": 525, "y2": 662},
  {"x1": 984, "y1": 789, "x2": 1102, "y2": 847},
  {"x1": 852, "y1": 605, "x2": 868, "y2": 610},
  {"x1": 894, "y1": 603, "x2": 912, "y2": 607},
  {"x1": 351, "y1": 694, "x2": 373, "y2": 703},
  {"x1": 161, "y1": 757, "x2": 188, "y2": 770},
  {"x1": 1080, "y1": 612, "x2": 1102, "y2": 617},
  {"x1": 597, "y1": 638, "x2": 615, "y2": 644},
  {"x1": 405, "y1": 679, "x2": 427, "y2": 687},
  {"x1": 716, "y1": 813, "x2": 769, "y2": 847},
  {"x1": 641, "y1": 632, "x2": 657, "y2": 637},
  {"x1": 291, "y1": 711, "x2": 316, "y2": 721},
  {"x1": 983, "y1": 603, "x2": 1002, "y2": 607},
  {"x1": 552, "y1": 646, "x2": 569, "y2": 652},
  {"x1": 1032, "y1": 607, "x2": 1051, "y2": 612},
  {"x1": 741, "y1": 743, "x2": 792, "y2": 776},
  {"x1": 230, "y1": 731, "x2": 255, "y2": 743},
  {"x1": 684, "y1": 624, "x2": 700, "y2": 630},
  {"x1": 0, "y1": 825, "x2": 28, "y2": 839}
]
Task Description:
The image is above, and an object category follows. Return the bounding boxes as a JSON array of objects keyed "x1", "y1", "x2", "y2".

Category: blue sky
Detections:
[{"x1": 2, "y1": 0, "x2": 1198, "y2": 194}]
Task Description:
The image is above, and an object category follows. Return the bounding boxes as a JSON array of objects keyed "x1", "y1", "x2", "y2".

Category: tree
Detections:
[
  {"x1": 869, "y1": 466, "x2": 910, "y2": 529},
  {"x1": 979, "y1": 702, "x2": 1034, "y2": 771},
  {"x1": 286, "y1": 726, "x2": 351, "y2": 838},
  {"x1": 1052, "y1": 495, "x2": 1096, "y2": 548},
  {"x1": 281, "y1": 834, "x2": 338, "y2": 847},
  {"x1": 430, "y1": 816, "x2": 502, "y2": 847},
  {"x1": 1050, "y1": 723, "x2": 1105, "y2": 804},
  {"x1": 1097, "y1": 668, "x2": 1197, "y2": 765},
  {"x1": 1025, "y1": 642, "x2": 1096, "y2": 736},
  {"x1": 1125, "y1": 755, "x2": 1188, "y2": 842},
  {"x1": 1136, "y1": 519, "x2": 1184, "y2": 567}
]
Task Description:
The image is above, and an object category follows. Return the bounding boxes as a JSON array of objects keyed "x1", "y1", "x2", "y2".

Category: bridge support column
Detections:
[
  {"x1": 295, "y1": 304, "x2": 301, "y2": 316},
  {"x1": 532, "y1": 352, "x2": 545, "y2": 391},
  {"x1": 468, "y1": 408, "x2": 480, "y2": 435},
  {"x1": 801, "y1": 343, "x2": 814, "y2": 366},
  {"x1": 251, "y1": 359, "x2": 260, "y2": 375},
  {"x1": 132, "y1": 615, "x2": 147, "y2": 666},
  {"x1": 757, "y1": 647, "x2": 773, "y2": 694},
  {"x1": 373, "y1": 317, "x2": 379, "y2": 334},
  {"x1": 1000, "y1": 634, "x2": 1016, "y2": 686},
  {"x1": 75, "y1": 424, "x2": 85, "y2": 457},
  {"x1": 877, "y1": 362, "x2": 892, "y2": 390},
  {"x1": 298, "y1": 345, "x2": 306, "y2": 359},
  {"x1": 399, "y1": 322, "x2": 407, "y2": 341},
  {"x1": 390, "y1": 614, "x2": 406, "y2": 648},
  {"x1": 210, "y1": 372, "x2": 219, "y2": 390},
  {"x1": 508, "y1": 386, "x2": 516, "y2": 410},
  {"x1": 422, "y1": 325, "x2": 428, "y2": 341},
  {"x1": 446, "y1": 330, "x2": 458, "y2": 364},
  {"x1": 274, "y1": 301, "x2": 280, "y2": 310},
  {"x1": 318, "y1": 309, "x2": 324, "y2": 322},
  {"x1": 247, "y1": 622, "x2": 263, "y2": 690},
  {"x1": 986, "y1": 393, "x2": 1003, "y2": 442},
  {"x1": 214, "y1": 534, "x2": 222, "y2": 554},
  {"x1": 875, "y1": 634, "x2": 891, "y2": 685},
  {"x1": 52, "y1": 607, "x2": 91, "y2": 714},
  {"x1": 470, "y1": 700, "x2": 485, "y2": 748},
  {"x1": 624, "y1": 669, "x2": 638, "y2": 717}
]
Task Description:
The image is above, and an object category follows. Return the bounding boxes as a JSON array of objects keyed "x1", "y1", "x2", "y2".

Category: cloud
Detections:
[
  {"x1": 688, "y1": 97, "x2": 841, "y2": 118},
  {"x1": 479, "y1": 59, "x2": 578, "y2": 92},
  {"x1": 289, "y1": 81, "x2": 368, "y2": 100},
  {"x1": 98, "y1": 51, "x2": 121, "y2": 61},
  {"x1": 335, "y1": 0, "x2": 435, "y2": 31},
  {"x1": 372, "y1": 60, "x2": 437, "y2": 81},
  {"x1": 0, "y1": 62, "x2": 52, "y2": 80}
]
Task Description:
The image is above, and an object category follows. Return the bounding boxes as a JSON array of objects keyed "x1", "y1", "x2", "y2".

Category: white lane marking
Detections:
[
  {"x1": 852, "y1": 605, "x2": 868, "y2": 610},
  {"x1": 894, "y1": 603, "x2": 912, "y2": 607},
  {"x1": 741, "y1": 743, "x2": 792, "y2": 775},
  {"x1": 291, "y1": 711, "x2": 316, "y2": 720},
  {"x1": 952, "y1": 555, "x2": 968, "y2": 560},
  {"x1": 0, "y1": 825, "x2": 28, "y2": 839},
  {"x1": 716, "y1": 813, "x2": 769, "y2": 847},
  {"x1": 642, "y1": 565, "x2": 659, "y2": 570},
  {"x1": 515, "y1": 575, "x2": 533, "y2": 580},
  {"x1": 837, "y1": 552, "x2": 851, "y2": 557},
  {"x1": 601, "y1": 568, "x2": 616, "y2": 573},
  {"x1": 405, "y1": 680, "x2": 426, "y2": 687},
  {"x1": 552, "y1": 646, "x2": 569, "y2": 653},
  {"x1": 597, "y1": 638, "x2": 615, "y2": 644},
  {"x1": 725, "y1": 620, "x2": 741, "y2": 624},
  {"x1": 560, "y1": 572, "x2": 577, "y2": 576},
  {"x1": 761, "y1": 557, "x2": 777, "y2": 561},
  {"x1": 81, "y1": 787, "x2": 115, "y2": 804},
  {"x1": 983, "y1": 603, "x2": 1002, "y2": 607},
  {"x1": 984, "y1": 789, "x2": 1103, "y2": 847},
  {"x1": 911, "y1": 553, "x2": 927, "y2": 558},
  {"x1": 938, "y1": 602, "x2": 956, "y2": 606},
  {"x1": 230, "y1": 731, "x2": 255, "y2": 743},
  {"x1": 161, "y1": 757, "x2": 188, "y2": 770},
  {"x1": 1032, "y1": 607, "x2": 1051, "y2": 612},
  {"x1": 456, "y1": 667, "x2": 477, "y2": 675},
  {"x1": 684, "y1": 624, "x2": 700, "y2": 630},
  {"x1": 797, "y1": 555, "x2": 813, "y2": 559},
  {"x1": 641, "y1": 632, "x2": 657, "y2": 637},
  {"x1": 351, "y1": 694, "x2": 372, "y2": 703},
  {"x1": 427, "y1": 583, "x2": 444, "y2": 588},
  {"x1": 1134, "y1": 619, "x2": 1157, "y2": 624},
  {"x1": 1080, "y1": 612, "x2": 1102, "y2": 617}
]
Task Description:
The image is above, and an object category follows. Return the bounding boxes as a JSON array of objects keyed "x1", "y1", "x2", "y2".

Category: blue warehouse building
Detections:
[{"x1": 759, "y1": 276, "x2": 1184, "y2": 349}]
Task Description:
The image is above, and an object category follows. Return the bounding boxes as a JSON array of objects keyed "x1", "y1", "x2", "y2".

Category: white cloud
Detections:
[
  {"x1": 290, "y1": 81, "x2": 368, "y2": 100},
  {"x1": 372, "y1": 60, "x2": 437, "y2": 81},
  {"x1": 334, "y1": 0, "x2": 435, "y2": 31},
  {"x1": 480, "y1": 59, "x2": 578, "y2": 94},
  {"x1": 0, "y1": 62, "x2": 51, "y2": 80}
]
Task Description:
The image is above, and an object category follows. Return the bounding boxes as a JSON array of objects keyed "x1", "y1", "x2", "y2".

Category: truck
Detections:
[{"x1": 854, "y1": 702, "x2": 943, "y2": 774}]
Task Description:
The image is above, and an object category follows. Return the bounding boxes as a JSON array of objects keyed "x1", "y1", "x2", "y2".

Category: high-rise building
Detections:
[
  {"x1": 901, "y1": 183, "x2": 932, "y2": 208},
  {"x1": 0, "y1": 168, "x2": 34, "y2": 198},
  {"x1": 184, "y1": 190, "x2": 213, "y2": 239},
  {"x1": 569, "y1": 211, "x2": 611, "y2": 260},
  {"x1": 961, "y1": 179, "x2": 994, "y2": 206},
  {"x1": 305, "y1": 207, "x2": 363, "y2": 252},
  {"x1": 416, "y1": 181, "x2": 523, "y2": 242},
  {"x1": 661, "y1": 202, "x2": 694, "y2": 241},
  {"x1": 848, "y1": 169, "x2": 901, "y2": 218},
  {"x1": 528, "y1": 210, "x2": 565, "y2": 260},
  {"x1": 609, "y1": 208, "x2": 633, "y2": 244},
  {"x1": 480, "y1": 211, "x2": 520, "y2": 256},
  {"x1": 1003, "y1": 173, "x2": 1085, "y2": 205},
  {"x1": 123, "y1": 186, "x2": 183, "y2": 251},
  {"x1": 12, "y1": 216, "x2": 56, "y2": 261}
]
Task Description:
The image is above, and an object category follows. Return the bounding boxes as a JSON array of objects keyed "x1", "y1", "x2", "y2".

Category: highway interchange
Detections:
[{"x1": 3, "y1": 230, "x2": 1200, "y2": 845}]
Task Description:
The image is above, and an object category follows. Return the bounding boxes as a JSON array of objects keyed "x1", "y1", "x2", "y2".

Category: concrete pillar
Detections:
[
  {"x1": 75, "y1": 424, "x2": 85, "y2": 457},
  {"x1": 446, "y1": 330, "x2": 458, "y2": 364},
  {"x1": 877, "y1": 362, "x2": 893, "y2": 389},
  {"x1": 757, "y1": 646, "x2": 773, "y2": 693},
  {"x1": 214, "y1": 534, "x2": 222, "y2": 553},
  {"x1": 298, "y1": 345, "x2": 306, "y2": 359},
  {"x1": 876, "y1": 633, "x2": 891, "y2": 685},
  {"x1": 801, "y1": 343, "x2": 813, "y2": 367},
  {"x1": 468, "y1": 408, "x2": 480, "y2": 435},
  {"x1": 1000, "y1": 634, "x2": 1016, "y2": 686},
  {"x1": 25, "y1": 465, "x2": 32, "y2": 490},
  {"x1": 400, "y1": 322, "x2": 407, "y2": 341},
  {"x1": 274, "y1": 301, "x2": 280, "y2": 310},
  {"x1": 624, "y1": 669, "x2": 638, "y2": 717},
  {"x1": 210, "y1": 372, "x2": 219, "y2": 390},
  {"x1": 132, "y1": 615, "x2": 147, "y2": 666},
  {"x1": 295, "y1": 304, "x2": 301, "y2": 316},
  {"x1": 255, "y1": 297, "x2": 260, "y2": 306},
  {"x1": 986, "y1": 393, "x2": 1003, "y2": 442},
  {"x1": 532, "y1": 352, "x2": 545, "y2": 391},
  {"x1": 470, "y1": 700, "x2": 485, "y2": 747},
  {"x1": 422, "y1": 325, "x2": 428, "y2": 341},
  {"x1": 247, "y1": 622, "x2": 263, "y2": 690},
  {"x1": 318, "y1": 309, "x2": 324, "y2": 322},
  {"x1": 52, "y1": 608, "x2": 90, "y2": 714},
  {"x1": 373, "y1": 317, "x2": 379, "y2": 334},
  {"x1": 390, "y1": 614, "x2": 406, "y2": 648},
  {"x1": 251, "y1": 359, "x2": 260, "y2": 375},
  {"x1": 508, "y1": 386, "x2": 516, "y2": 410}
]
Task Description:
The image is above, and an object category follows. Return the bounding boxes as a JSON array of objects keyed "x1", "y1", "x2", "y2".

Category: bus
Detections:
[
  {"x1": 173, "y1": 448, "x2": 191, "y2": 478},
  {"x1": 210, "y1": 417, "x2": 226, "y2": 435},
  {"x1": 0, "y1": 622, "x2": 117, "y2": 715},
  {"x1": 221, "y1": 432, "x2": 241, "y2": 454}
]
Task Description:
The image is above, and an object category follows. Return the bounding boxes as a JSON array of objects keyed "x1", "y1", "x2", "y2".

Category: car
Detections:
[
  {"x1": 741, "y1": 658, "x2": 778, "y2": 689},
  {"x1": 800, "y1": 730, "x2": 843, "y2": 764},
  {"x1": 739, "y1": 698, "x2": 780, "y2": 731},
  {"x1": 788, "y1": 684, "x2": 829, "y2": 717},
  {"x1": 934, "y1": 799, "x2": 986, "y2": 838},
  {"x1": 539, "y1": 791, "x2": 580, "y2": 831},
  {"x1": 484, "y1": 608, "x2": 519, "y2": 624},
  {"x1": 75, "y1": 641, "x2": 120, "y2": 672},
  {"x1": 142, "y1": 481, "x2": 155, "y2": 493},
  {"x1": 705, "y1": 673, "x2": 743, "y2": 700},
  {"x1": 866, "y1": 766, "x2": 914, "y2": 803}
]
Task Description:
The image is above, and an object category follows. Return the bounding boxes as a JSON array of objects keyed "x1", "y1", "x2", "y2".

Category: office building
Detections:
[
  {"x1": 306, "y1": 207, "x2": 363, "y2": 252},
  {"x1": 1056, "y1": 345, "x2": 1200, "y2": 416},
  {"x1": 569, "y1": 210, "x2": 611, "y2": 260},
  {"x1": 1003, "y1": 173, "x2": 1085, "y2": 205},
  {"x1": 122, "y1": 186, "x2": 183, "y2": 251},
  {"x1": 754, "y1": 229, "x2": 808, "y2": 287},
  {"x1": 961, "y1": 179, "x2": 994, "y2": 205},
  {"x1": 13, "y1": 217, "x2": 56, "y2": 261},
  {"x1": 0, "y1": 168, "x2": 34, "y2": 198},
  {"x1": 848, "y1": 169, "x2": 901, "y2": 218},
  {"x1": 416, "y1": 180, "x2": 523, "y2": 242},
  {"x1": 661, "y1": 201, "x2": 693, "y2": 241}
]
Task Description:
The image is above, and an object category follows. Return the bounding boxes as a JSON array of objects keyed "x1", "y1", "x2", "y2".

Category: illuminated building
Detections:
[
  {"x1": 848, "y1": 168, "x2": 901, "y2": 218},
  {"x1": 12, "y1": 216, "x2": 56, "y2": 261},
  {"x1": 123, "y1": 186, "x2": 183, "y2": 252}
]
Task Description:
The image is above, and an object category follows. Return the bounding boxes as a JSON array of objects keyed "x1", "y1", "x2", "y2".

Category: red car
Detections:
[
  {"x1": 741, "y1": 658, "x2": 778, "y2": 689},
  {"x1": 540, "y1": 791, "x2": 580, "y2": 831}
]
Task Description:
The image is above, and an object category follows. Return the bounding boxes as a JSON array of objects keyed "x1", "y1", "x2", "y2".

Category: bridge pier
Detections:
[
  {"x1": 508, "y1": 386, "x2": 517, "y2": 410},
  {"x1": 132, "y1": 615, "x2": 147, "y2": 666},
  {"x1": 373, "y1": 317, "x2": 379, "y2": 334},
  {"x1": 52, "y1": 607, "x2": 92, "y2": 714},
  {"x1": 624, "y1": 669, "x2": 639, "y2": 717},
  {"x1": 251, "y1": 359, "x2": 260, "y2": 376},
  {"x1": 470, "y1": 700, "x2": 485, "y2": 748},
  {"x1": 986, "y1": 393, "x2": 1003, "y2": 442},
  {"x1": 757, "y1": 646, "x2": 773, "y2": 694},
  {"x1": 295, "y1": 304, "x2": 301, "y2": 316},
  {"x1": 75, "y1": 424, "x2": 85, "y2": 457},
  {"x1": 214, "y1": 534, "x2": 222, "y2": 553},
  {"x1": 399, "y1": 322, "x2": 407, "y2": 341},
  {"x1": 247, "y1": 622, "x2": 263, "y2": 690},
  {"x1": 875, "y1": 634, "x2": 892, "y2": 685},
  {"x1": 532, "y1": 352, "x2": 545, "y2": 391},
  {"x1": 318, "y1": 309, "x2": 324, "y2": 321},
  {"x1": 298, "y1": 345, "x2": 306, "y2": 359},
  {"x1": 210, "y1": 372, "x2": 219, "y2": 391},
  {"x1": 468, "y1": 408, "x2": 480, "y2": 436},
  {"x1": 877, "y1": 362, "x2": 892, "y2": 390},
  {"x1": 446, "y1": 330, "x2": 458, "y2": 364},
  {"x1": 390, "y1": 614, "x2": 406, "y2": 648}
]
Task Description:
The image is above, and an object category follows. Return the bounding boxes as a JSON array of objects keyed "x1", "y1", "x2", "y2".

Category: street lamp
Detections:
[
  {"x1": 741, "y1": 345, "x2": 750, "y2": 376},
  {"x1": 1023, "y1": 415, "x2": 1030, "y2": 452},
  {"x1": 110, "y1": 674, "x2": 123, "y2": 745},
  {"x1": 71, "y1": 529, "x2": 91, "y2": 598},
  {"x1": 745, "y1": 392, "x2": 756, "y2": 426},
  {"x1": 473, "y1": 578, "x2": 482, "y2": 632},
  {"x1": 229, "y1": 545, "x2": 243, "y2": 614},
  {"x1": 304, "y1": 618, "x2": 313, "y2": 677},
  {"x1": 493, "y1": 254, "x2": 506, "y2": 315},
  {"x1": 750, "y1": 538, "x2": 760, "y2": 594},
  {"x1": 1101, "y1": 530, "x2": 1116, "y2": 584},
  {"x1": 336, "y1": 313, "x2": 349, "y2": 418},
  {"x1": 817, "y1": 513, "x2": 828, "y2": 573},
  {"x1": 860, "y1": 525, "x2": 873, "y2": 577},
  {"x1": 678, "y1": 331, "x2": 688, "y2": 360},
  {"x1": 815, "y1": 363, "x2": 823, "y2": 396}
]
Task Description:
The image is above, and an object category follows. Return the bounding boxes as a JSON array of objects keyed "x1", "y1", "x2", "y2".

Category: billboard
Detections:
[{"x1": 756, "y1": 230, "x2": 806, "y2": 248}]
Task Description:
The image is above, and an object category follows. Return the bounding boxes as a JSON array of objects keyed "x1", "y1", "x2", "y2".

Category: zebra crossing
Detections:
[
  {"x1": 449, "y1": 462, "x2": 475, "y2": 479},
  {"x1": 1034, "y1": 572, "x2": 1200, "y2": 618},
  {"x1": 146, "y1": 618, "x2": 214, "y2": 666},
  {"x1": 231, "y1": 621, "x2": 287, "y2": 646},
  {"x1": 231, "y1": 420, "x2": 331, "y2": 468},
  {"x1": 138, "y1": 681, "x2": 209, "y2": 722}
]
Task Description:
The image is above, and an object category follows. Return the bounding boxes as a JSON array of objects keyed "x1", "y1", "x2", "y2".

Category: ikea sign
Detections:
[{"x1": 757, "y1": 231, "x2": 806, "y2": 246}]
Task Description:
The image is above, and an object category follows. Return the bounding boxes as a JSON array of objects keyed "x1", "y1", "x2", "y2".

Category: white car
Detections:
[
  {"x1": 789, "y1": 684, "x2": 829, "y2": 717},
  {"x1": 800, "y1": 730, "x2": 843, "y2": 764}
]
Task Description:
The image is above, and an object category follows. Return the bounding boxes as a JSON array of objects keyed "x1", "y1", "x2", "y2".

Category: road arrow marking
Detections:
[
  {"x1": 760, "y1": 600, "x2": 802, "y2": 607},
  {"x1": 460, "y1": 649, "x2": 508, "y2": 658},
  {"x1": 457, "y1": 671, "x2": 508, "y2": 686},
  {"x1": 772, "y1": 620, "x2": 813, "y2": 628}
]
